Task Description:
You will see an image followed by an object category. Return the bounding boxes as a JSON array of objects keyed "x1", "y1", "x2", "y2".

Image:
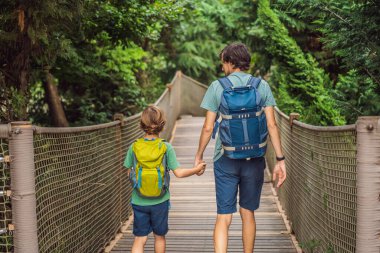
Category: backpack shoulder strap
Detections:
[
  {"x1": 218, "y1": 77, "x2": 234, "y2": 90},
  {"x1": 159, "y1": 139, "x2": 169, "y2": 170},
  {"x1": 247, "y1": 76, "x2": 262, "y2": 89},
  {"x1": 131, "y1": 142, "x2": 138, "y2": 169},
  {"x1": 247, "y1": 76, "x2": 262, "y2": 106}
]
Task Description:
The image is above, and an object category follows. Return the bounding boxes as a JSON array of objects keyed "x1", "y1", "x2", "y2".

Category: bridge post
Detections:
[
  {"x1": 356, "y1": 116, "x2": 380, "y2": 253},
  {"x1": 9, "y1": 122, "x2": 39, "y2": 253}
]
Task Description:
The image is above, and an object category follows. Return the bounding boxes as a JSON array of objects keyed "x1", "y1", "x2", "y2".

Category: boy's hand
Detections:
[
  {"x1": 196, "y1": 169, "x2": 205, "y2": 176},
  {"x1": 196, "y1": 161, "x2": 206, "y2": 176},
  {"x1": 127, "y1": 169, "x2": 131, "y2": 177}
]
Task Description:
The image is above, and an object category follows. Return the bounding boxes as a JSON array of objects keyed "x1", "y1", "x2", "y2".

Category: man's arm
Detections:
[
  {"x1": 195, "y1": 111, "x2": 217, "y2": 166},
  {"x1": 265, "y1": 106, "x2": 286, "y2": 187}
]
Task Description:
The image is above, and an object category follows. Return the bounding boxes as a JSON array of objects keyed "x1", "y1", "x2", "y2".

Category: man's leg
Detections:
[
  {"x1": 214, "y1": 214, "x2": 233, "y2": 253},
  {"x1": 240, "y1": 207, "x2": 256, "y2": 253},
  {"x1": 213, "y1": 156, "x2": 239, "y2": 253},
  {"x1": 238, "y1": 157, "x2": 266, "y2": 253},
  {"x1": 154, "y1": 234, "x2": 166, "y2": 253},
  {"x1": 132, "y1": 236, "x2": 148, "y2": 253}
]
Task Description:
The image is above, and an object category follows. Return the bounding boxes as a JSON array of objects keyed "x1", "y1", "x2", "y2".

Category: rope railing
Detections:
[
  {"x1": 266, "y1": 108, "x2": 380, "y2": 253},
  {"x1": 0, "y1": 71, "x2": 184, "y2": 253},
  {"x1": 266, "y1": 108, "x2": 357, "y2": 253},
  {"x1": 0, "y1": 73, "x2": 379, "y2": 253},
  {"x1": 0, "y1": 137, "x2": 12, "y2": 253}
]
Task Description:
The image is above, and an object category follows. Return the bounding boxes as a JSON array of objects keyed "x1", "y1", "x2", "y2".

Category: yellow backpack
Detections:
[{"x1": 130, "y1": 138, "x2": 170, "y2": 199}]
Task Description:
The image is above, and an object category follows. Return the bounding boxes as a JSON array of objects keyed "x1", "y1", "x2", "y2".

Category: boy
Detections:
[{"x1": 124, "y1": 105, "x2": 206, "y2": 253}]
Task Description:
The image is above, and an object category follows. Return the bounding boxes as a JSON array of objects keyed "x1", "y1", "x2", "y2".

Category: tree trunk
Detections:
[
  {"x1": 136, "y1": 38, "x2": 150, "y2": 88},
  {"x1": 43, "y1": 68, "x2": 69, "y2": 127}
]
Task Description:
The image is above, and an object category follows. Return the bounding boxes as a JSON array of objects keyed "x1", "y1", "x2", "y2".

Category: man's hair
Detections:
[
  {"x1": 140, "y1": 105, "x2": 166, "y2": 135},
  {"x1": 219, "y1": 42, "x2": 251, "y2": 71}
]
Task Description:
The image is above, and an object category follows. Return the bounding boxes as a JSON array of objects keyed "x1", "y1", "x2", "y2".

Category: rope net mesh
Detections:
[
  {"x1": 0, "y1": 139, "x2": 12, "y2": 252},
  {"x1": 34, "y1": 124, "x2": 130, "y2": 252},
  {"x1": 266, "y1": 109, "x2": 357, "y2": 253},
  {"x1": 33, "y1": 118, "x2": 150, "y2": 253}
]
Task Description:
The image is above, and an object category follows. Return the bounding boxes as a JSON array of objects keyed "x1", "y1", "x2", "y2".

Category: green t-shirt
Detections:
[
  {"x1": 200, "y1": 71, "x2": 277, "y2": 162},
  {"x1": 123, "y1": 139, "x2": 180, "y2": 206}
]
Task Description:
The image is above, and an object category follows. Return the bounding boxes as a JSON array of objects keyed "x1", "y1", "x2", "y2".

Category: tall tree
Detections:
[{"x1": 0, "y1": 0, "x2": 82, "y2": 124}]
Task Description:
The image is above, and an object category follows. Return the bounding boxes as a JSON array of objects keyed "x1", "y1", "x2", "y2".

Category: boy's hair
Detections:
[
  {"x1": 219, "y1": 42, "x2": 251, "y2": 71},
  {"x1": 140, "y1": 105, "x2": 166, "y2": 135}
]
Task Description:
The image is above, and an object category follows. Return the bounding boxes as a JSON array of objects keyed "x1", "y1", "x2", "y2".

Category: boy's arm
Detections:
[
  {"x1": 172, "y1": 162, "x2": 206, "y2": 178},
  {"x1": 123, "y1": 146, "x2": 134, "y2": 177}
]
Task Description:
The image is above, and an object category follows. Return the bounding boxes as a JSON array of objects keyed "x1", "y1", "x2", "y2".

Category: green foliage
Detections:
[
  {"x1": 319, "y1": 0, "x2": 380, "y2": 86},
  {"x1": 266, "y1": 0, "x2": 380, "y2": 123},
  {"x1": 299, "y1": 239, "x2": 322, "y2": 253},
  {"x1": 26, "y1": 0, "x2": 183, "y2": 126},
  {"x1": 334, "y1": 70, "x2": 380, "y2": 124},
  {"x1": 162, "y1": 0, "x2": 259, "y2": 84},
  {"x1": 168, "y1": 0, "x2": 227, "y2": 83},
  {"x1": 257, "y1": 0, "x2": 345, "y2": 125},
  {"x1": 2, "y1": 0, "x2": 379, "y2": 126},
  {"x1": 44, "y1": 44, "x2": 148, "y2": 126},
  {"x1": 299, "y1": 239, "x2": 335, "y2": 253}
]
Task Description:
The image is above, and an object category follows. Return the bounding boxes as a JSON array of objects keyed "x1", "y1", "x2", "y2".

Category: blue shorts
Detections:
[
  {"x1": 214, "y1": 155, "x2": 265, "y2": 214},
  {"x1": 132, "y1": 200, "x2": 169, "y2": 236}
]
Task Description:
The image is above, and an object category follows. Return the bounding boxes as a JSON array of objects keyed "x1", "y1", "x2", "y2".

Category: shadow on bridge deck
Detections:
[{"x1": 110, "y1": 116, "x2": 299, "y2": 253}]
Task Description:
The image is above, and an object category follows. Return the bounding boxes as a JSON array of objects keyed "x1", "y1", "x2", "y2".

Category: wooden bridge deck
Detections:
[{"x1": 110, "y1": 116, "x2": 298, "y2": 253}]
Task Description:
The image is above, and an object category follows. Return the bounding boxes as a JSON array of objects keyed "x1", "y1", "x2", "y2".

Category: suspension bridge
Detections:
[{"x1": 0, "y1": 72, "x2": 379, "y2": 253}]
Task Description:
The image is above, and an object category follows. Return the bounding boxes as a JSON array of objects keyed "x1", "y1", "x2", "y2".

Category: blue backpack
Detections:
[{"x1": 212, "y1": 75, "x2": 268, "y2": 159}]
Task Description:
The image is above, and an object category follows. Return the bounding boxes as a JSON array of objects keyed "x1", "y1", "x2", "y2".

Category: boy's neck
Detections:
[{"x1": 144, "y1": 134, "x2": 159, "y2": 140}]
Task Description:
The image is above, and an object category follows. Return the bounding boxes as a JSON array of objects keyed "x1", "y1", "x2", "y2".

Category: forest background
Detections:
[{"x1": 1, "y1": 0, "x2": 379, "y2": 127}]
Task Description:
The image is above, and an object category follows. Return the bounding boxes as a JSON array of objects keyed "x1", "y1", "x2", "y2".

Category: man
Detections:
[{"x1": 194, "y1": 42, "x2": 287, "y2": 253}]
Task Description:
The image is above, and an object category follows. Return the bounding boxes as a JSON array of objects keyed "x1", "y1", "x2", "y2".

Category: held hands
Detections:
[
  {"x1": 194, "y1": 155, "x2": 206, "y2": 176},
  {"x1": 195, "y1": 161, "x2": 206, "y2": 176},
  {"x1": 272, "y1": 160, "x2": 286, "y2": 188}
]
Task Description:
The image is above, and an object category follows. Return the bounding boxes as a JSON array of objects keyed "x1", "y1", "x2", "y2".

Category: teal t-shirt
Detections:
[
  {"x1": 123, "y1": 140, "x2": 180, "y2": 206},
  {"x1": 200, "y1": 71, "x2": 277, "y2": 162}
]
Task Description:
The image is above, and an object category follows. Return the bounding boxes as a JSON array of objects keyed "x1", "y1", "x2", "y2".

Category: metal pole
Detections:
[
  {"x1": 356, "y1": 116, "x2": 380, "y2": 253},
  {"x1": 9, "y1": 122, "x2": 39, "y2": 253}
]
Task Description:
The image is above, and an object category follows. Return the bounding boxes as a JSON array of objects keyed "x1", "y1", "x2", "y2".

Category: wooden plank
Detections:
[{"x1": 111, "y1": 117, "x2": 297, "y2": 253}]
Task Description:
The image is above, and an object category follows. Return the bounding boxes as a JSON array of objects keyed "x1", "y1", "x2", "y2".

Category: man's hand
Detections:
[
  {"x1": 272, "y1": 160, "x2": 286, "y2": 188},
  {"x1": 194, "y1": 155, "x2": 205, "y2": 176},
  {"x1": 194, "y1": 155, "x2": 203, "y2": 168},
  {"x1": 195, "y1": 161, "x2": 206, "y2": 176}
]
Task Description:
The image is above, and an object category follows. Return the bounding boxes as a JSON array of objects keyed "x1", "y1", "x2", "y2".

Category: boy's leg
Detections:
[
  {"x1": 151, "y1": 200, "x2": 169, "y2": 253},
  {"x1": 132, "y1": 204, "x2": 152, "y2": 253},
  {"x1": 132, "y1": 236, "x2": 148, "y2": 253},
  {"x1": 213, "y1": 156, "x2": 240, "y2": 253},
  {"x1": 240, "y1": 207, "x2": 256, "y2": 253},
  {"x1": 214, "y1": 214, "x2": 233, "y2": 253},
  {"x1": 153, "y1": 234, "x2": 166, "y2": 253}
]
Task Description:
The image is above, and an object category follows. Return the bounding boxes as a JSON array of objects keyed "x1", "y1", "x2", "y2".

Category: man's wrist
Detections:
[
  {"x1": 276, "y1": 155, "x2": 285, "y2": 161},
  {"x1": 195, "y1": 152, "x2": 203, "y2": 159}
]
